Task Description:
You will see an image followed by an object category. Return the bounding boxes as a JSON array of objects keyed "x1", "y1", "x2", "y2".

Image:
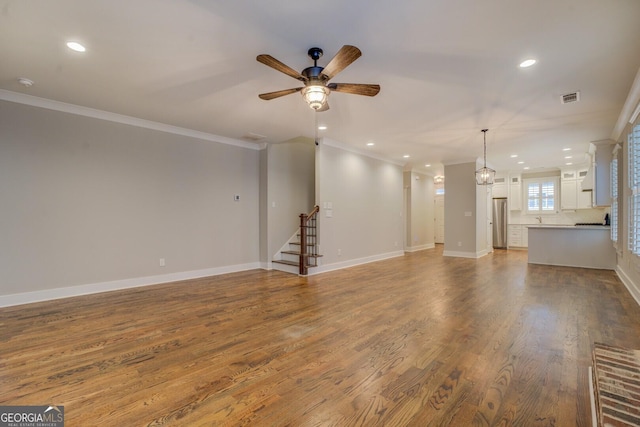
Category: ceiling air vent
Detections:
[{"x1": 561, "y1": 91, "x2": 580, "y2": 104}]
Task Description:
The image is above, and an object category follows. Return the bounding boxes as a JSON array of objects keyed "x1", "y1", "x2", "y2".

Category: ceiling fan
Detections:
[{"x1": 257, "y1": 45, "x2": 380, "y2": 112}]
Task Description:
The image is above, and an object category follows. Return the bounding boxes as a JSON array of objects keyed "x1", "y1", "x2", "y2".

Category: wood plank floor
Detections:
[{"x1": 2, "y1": 246, "x2": 640, "y2": 426}]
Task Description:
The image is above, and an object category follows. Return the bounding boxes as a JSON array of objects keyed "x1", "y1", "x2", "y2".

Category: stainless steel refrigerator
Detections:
[{"x1": 492, "y1": 198, "x2": 508, "y2": 249}]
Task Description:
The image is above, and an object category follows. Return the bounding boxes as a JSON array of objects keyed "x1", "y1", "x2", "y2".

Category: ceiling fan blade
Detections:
[
  {"x1": 257, "y1": 54, "x2": 307, "y2": 82},
  {"x1": 258, "y1": 87, "x2": 303, "y2": 100},
  {"x1": 327, "y1": 83, "x2": 380, "y2": 97},
  {"x1": 321, "y1": 45, "x2": 362, "y2": 80},
  {"x1": 317, "y1": 102, "x2": 330, "y2": 112}
]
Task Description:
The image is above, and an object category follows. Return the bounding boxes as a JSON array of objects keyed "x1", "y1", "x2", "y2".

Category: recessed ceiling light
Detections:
[
  {"x1": 566, "y1": 162, "x2": 573, "y2": 166},
  {"x1": 318, "y1": 125, "x2": 327, "y2": 130},
  {"x1": 519, "y1": 59, "x2": 536, "y2": 68},
  {"x1": 562, "y1": 148, "x2": 571, "y2": 151},
  {"x1": 523, "y1": 166, "x2": 530, "y2": 170},
  {"x1": 425, "y1": 164, "x2": 431, "y2": 167},
  {"x1": 510, "y1": 154, "x2": 518, "y2": 158},
  {"x1": 366, "y1": 142, "x2": 375, "y2": 146},
  {"x1": 565, "y1": 156, "x2": 573, "y2": 159},
  {"x1": 66, "y1": 41, "x2": 86, "y2": 52},
  {"x1": 517, "y1": 161, "x2": 525, "y2": 165},
  {"x1": 403, "y1": 155, "x2": 410, "y2": 158}
]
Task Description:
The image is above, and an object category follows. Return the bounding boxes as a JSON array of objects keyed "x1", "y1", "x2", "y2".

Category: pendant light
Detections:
[{"x1": 475, "y1": 128, "x2": 496, "y2": 185}]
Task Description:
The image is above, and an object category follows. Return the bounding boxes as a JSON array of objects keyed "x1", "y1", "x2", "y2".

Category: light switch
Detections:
[
  {"x1": 464, "y1": 211, "x2": 472, "y2": 217},
  {"x1": 325, "y1": 209, "x2": 333, "y2": 218}
]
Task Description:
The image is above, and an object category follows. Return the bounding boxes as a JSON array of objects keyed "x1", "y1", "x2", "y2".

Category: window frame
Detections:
[
  {"x1": 523, "y1": 177, "x2": 559, "y2": 215},
  {"x1": 628, "y1": 123, "x2": 640, "y2": 255}
]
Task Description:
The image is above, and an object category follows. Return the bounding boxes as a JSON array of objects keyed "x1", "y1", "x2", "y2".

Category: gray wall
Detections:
[
  {"x1": 443, "y1": 162, "x2": 478, "y2": 255},
  {"x1": 0, "y1": 100, "x2": 260, "y2": 297},
  {"x1": 316, "y1": 141, "x2": 403, "y2": 269},
  {"x1": 266, "y1": 137, "x2": 315, "y2": 261}
]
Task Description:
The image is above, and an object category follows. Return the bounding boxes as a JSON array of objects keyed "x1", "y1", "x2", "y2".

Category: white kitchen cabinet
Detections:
[
  {"x1": 507, "y1": 224, "x2": 525, "y2": 248},
  {"x1": 561, "y1": 167, "x2": 592, "y2": 209},
  {"x1": 509, "y1": 175, "x2": 521, "y2": 210},
  {"x1": 492, "y1": 176, "x2": 507, "y2": 198},
  {"x1": 561, "y1": 180, "x2": 577, "y2": 210},
  {"x1": 577, "y1": 186, "x2": 593, "y2": 209},
  {"x1": 577, "y1": 168, "x2": 589, "y2": 181}
]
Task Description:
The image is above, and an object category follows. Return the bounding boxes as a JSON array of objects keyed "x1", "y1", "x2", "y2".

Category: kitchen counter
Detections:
[
  {"x1": 527, "y1": 225, "x2": 615, "y2": 269},
  {"x1": 527, "y1": 224, "x2": 609, "y2": 229}
]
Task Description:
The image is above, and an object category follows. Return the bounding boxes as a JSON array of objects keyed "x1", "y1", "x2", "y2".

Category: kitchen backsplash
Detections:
[{"x1": 509, "y1": 207, "x2": 610, "y2": 225}]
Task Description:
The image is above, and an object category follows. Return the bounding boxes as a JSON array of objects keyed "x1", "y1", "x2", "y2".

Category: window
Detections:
[
  {"x1": 525, "y1": 178, "x2": 558, "y2": 214},
  {"x1": 628, "y1": 123, "x2": 640, "y2": 254}
]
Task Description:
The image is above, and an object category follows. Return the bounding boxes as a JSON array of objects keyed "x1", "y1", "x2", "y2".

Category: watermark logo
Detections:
[{"x1": 0, "y1": 405, "x2": 64, "y2": 427}]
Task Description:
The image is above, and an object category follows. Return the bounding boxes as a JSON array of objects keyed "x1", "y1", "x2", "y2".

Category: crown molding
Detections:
[{"x1": 0, "y1": 90, "x2": 261, "y2": 150}]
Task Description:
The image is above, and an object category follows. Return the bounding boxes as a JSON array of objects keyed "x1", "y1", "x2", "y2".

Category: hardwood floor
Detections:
[{"x1": 2, "y1": 246, "x2": 640, "y2": 426}]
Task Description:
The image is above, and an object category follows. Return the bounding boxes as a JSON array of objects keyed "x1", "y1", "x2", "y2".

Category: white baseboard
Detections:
[
  {"x1": 615, "y1": 265, "x2": 640, "y2": 307},
  {"x1": 0, "y1": 262, "x2": 261, "y2": 308},
  {"x1": 404, "y1": 243, "x2": 435, "y2": 253},
  {"x1": 443, "y1": 249, "x2": 488, "y2": 259},
  {"x1": 309, "y1": 250, "x2": 405, "y2": 275}
]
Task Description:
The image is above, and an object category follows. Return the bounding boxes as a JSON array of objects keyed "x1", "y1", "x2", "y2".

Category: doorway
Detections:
[{"x1": 435, "y1": 195, "x2": 444, "y2": 244}]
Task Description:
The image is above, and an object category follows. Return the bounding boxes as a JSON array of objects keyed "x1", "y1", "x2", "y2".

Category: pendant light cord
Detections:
[{"x1": 482, "y1": 128, "x2": 488, "y2": 168}]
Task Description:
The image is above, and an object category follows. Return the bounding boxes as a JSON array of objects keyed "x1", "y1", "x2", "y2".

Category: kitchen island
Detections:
[{"x1": 527, "y1": 225, "x2": 616, "y2": 269}]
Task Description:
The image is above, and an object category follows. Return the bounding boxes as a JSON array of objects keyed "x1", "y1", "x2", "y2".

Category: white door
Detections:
[{"x1": 435, "y1": 195, "x2": 445, "y2": 244}]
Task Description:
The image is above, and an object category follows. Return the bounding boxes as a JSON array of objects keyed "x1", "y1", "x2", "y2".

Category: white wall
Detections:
[
  {"x1": 266, "y1": 137, "x2": 315, "y2": 262},
  {"x1": 315, "y1": 140, "x2": 404, "y2": 271},
  {"x1": 404, "y1": 171, "x2": 435, "y2": 252},
  {"x1": 0, "y1": 100, "x2": 261, "y2": 304}
]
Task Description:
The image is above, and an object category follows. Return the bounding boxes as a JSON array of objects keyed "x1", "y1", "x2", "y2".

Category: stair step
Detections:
[
  {"x1": 281, "y1": 250, "x2": 323, "y2": 258},
  {"x1": 273, "y1": 259, "x2": 319, "y2": 268},
  {"x1": 289, "y1": 242, "x2": 317, "y2": 247},
  {"x1": 273, "y1": 259, "x2": 298, "y2": 267}
]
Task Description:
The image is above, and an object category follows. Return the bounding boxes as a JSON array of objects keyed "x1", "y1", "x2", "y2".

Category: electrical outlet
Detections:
[
  {"x1": 159, "y1": 258, "x2": 165, "y2": 267},
  {"x1": 338, "y1": 249, "x2": 342, "y2": 256}
]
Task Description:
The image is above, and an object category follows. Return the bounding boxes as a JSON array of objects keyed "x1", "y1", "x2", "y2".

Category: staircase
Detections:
[{"x1": 273, "y1": 206, "x2": 322, "y2": 275}]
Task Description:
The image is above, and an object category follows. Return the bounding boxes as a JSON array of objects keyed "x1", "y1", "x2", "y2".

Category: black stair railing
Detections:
[{"x1": 299, "y1": 205, "x2": 320, "y2": 275}]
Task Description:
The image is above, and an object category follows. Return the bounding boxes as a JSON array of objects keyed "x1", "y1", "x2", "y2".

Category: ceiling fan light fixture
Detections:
[{"x1": 302, "y1": 85, "x2": 329, "y2": 110}]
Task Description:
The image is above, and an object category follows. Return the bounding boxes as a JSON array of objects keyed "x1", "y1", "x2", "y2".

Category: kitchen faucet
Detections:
[{"x1": 536, "y1": 216, "x2": 542, "y2": 223}]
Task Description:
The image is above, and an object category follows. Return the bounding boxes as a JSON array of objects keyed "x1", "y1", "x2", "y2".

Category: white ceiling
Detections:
[{"x1": 2, "y1": 0, "x2": 640, "y2": 177}]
